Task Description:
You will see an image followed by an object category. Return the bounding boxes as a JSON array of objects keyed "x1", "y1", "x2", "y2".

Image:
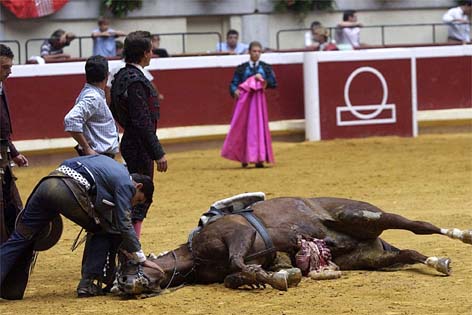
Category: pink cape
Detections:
[{"x1": 221, "y1": 76, "x2": 275, "y2": 164}]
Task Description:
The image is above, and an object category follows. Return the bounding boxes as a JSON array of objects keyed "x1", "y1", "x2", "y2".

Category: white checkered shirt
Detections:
[{"x1": 64, "y1": 83, "x2": 119, "y2": 155}]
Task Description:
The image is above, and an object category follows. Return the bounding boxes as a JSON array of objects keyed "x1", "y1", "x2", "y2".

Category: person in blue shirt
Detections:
[
  {"x1": 227, "y1": 41, "x2": 277, "y2": 168},
  {"x1": 0, "y1": 155, "x2": 162, "y2": 299},
  {"x1": 229, "y1": 41, "x2": 277, "y2": 99},
  {"x1": 216, "y1": 29, "x2": 249, "y2": 54},
  {"x1": 92, "y1": 17, "x2": 126, "y2": 57}
]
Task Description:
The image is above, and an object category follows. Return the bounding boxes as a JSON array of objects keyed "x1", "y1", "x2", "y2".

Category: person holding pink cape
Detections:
[{"x1": 222, "y1": 41, "x2": 277, "y2": 168}]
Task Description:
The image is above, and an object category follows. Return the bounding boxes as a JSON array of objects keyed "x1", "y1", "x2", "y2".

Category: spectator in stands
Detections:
[
  {"x1": 217, "y1": 29, "x2": 249, "y2": 54},
  {"x1": 40, "y1": 29, "x2": 76, "y2": 62},
  {"x1": 151, "y1": 34, "x2": 169, "y2": 58},
  {"x1": 223, "y1": 41, "x2": 277, "y2": 168},
  {"x1": 313, "y1": 27, "x2": 338, "y2": 51},
  {"x1": 115, "y1": 40, "x2": 124, "y2": 57},
  {"x1": 304, "y1": 20, "x2": 323, "y2": 49},
  {"x1": 335, "y1": 10, "x2": 363, "y2": 49},
  {"x1": 442, "y1": 0, "x2": 471, "y2": 44},
  {"x1": 91, "y1": 16, "x2": 126, "y2": 57}
]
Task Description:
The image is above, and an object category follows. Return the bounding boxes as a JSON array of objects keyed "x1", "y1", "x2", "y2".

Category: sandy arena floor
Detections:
[{"x1": 1, "y1": 130, "x2": 471, "y2": 315}]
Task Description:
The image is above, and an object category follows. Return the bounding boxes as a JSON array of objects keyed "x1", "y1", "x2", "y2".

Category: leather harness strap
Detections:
[{"x1": 235, "y1": 208, "x2": 276, "y2": 261}]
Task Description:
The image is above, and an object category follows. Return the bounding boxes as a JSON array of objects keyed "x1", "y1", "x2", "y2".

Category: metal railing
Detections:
[
  {"x1": 25, "y1": 35, "x2": 95, "y2": 61},
  {"x1": 276, "y1": 22, "x2": 472, "y2": 49},
  {"x1": 0, "y1": 40, "x2": 22, "y2": 64},
  {"x1": 154, "y1": 31, "x2": 222, "y2": 54},
  {"x1": 25, "y1": 32, "x2": 222, "y2": 62}
]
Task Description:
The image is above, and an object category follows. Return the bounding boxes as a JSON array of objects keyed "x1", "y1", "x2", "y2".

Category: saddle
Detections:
[
  {"x1": 189, "y1": 192, "x2": 276, "y2": 261},
  {"x1": 197, "y1": 191, "x2": 266, "y2": 226}
]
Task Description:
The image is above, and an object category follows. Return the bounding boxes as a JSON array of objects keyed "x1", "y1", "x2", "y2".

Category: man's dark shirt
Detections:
[
  {"x1": 152, "y1": 48, "x2": 169, "y2": 58},
  {"x1": 0, "y1": 91, "x2": 19, "y2": 157},
  {"x1": 110, "y1": 64, "x2": 165, "y2": 160}
]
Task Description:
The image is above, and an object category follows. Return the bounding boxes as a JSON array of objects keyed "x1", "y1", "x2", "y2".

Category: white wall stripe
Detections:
[{"x1": 10, "y1": 46, "x2": 471, "y2": 78}]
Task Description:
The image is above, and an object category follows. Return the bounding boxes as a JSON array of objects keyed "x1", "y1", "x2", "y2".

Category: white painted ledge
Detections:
[
  {"x1": 416, "y1": 108, "x2": 472, "y2": 121},
  {"x1": 13, "y1": 110, "x2": 470, "y2": 152}
]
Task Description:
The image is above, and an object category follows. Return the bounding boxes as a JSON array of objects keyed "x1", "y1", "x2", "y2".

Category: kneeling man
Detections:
[{"x1": 0, "y1": 154, "x2": 161, "y2": 299}]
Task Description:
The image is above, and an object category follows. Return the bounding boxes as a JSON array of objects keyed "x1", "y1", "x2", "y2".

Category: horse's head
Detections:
[
  {"x1": 112, "y1": 260, "x2": 164, "y2": 296},
  {"x1": 149, "y1": 244, "x2": 196, "y2": 289},
  {"x1": 111, "y1": 244, "x2": 195, "y2": 297}
]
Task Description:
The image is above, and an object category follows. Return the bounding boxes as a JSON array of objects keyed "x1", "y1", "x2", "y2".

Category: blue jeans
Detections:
[
  {"x1": 81, "y1": 232, "x2": 121, "y2": 285},
  {"x1": 0, "y1": 177, "x2": 99, "y2": 294}
]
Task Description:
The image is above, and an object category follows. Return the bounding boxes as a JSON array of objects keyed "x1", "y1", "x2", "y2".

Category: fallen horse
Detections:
[{"x1": 113, "y1": 193, "x2": 472, "y2": 295}]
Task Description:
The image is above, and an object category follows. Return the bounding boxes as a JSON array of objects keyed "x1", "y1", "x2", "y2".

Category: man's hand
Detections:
[
  {"x1": 255, "y1": 73, "x2": 264, "y2": 81},
  {"x1": 234, "y1": 89, "x2": 240, "y2": 99},
  {"x1": 156, "y1": 155, "x2": 168, "y2": 172},
  {"x1": 83, "y1": 147, "x2": 98, "y2": 156},
  {"x1": 13, "y1": 154, "x2": 28, "y2": 167},
  {"x1": 142, "y1": 259, "x2": 164, "y2": 273}
]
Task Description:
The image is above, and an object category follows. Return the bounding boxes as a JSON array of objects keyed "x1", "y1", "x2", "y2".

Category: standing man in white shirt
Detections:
[
  {"x1": 64, "y1": 55, "x2": 121, "y2": 297},
  {"x1": 65, "y1": 55, "x2": 119, "y2": 158},
  {"x1": 335, "y1": 10, "x2": 363, "y2": 49},
  {"x1": 443, "y1": 0, "x2": 471, "y2": 44}
]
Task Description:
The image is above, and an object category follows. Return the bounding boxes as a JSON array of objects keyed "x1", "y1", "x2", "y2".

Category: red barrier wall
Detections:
[
  {"x1": 151, "y1": 63, "x2": 304, "y2": 128},
  {"x1": 6, "y1": 75, "x2": 82, "y2": 140},
  {"x1": 5, "y1": 48, "x2": 471, "y2": 144},
  {"x1": 6, "y1": 64, "x2": 304, "y2": 141},
  {"x1": 417, "y1": 56, "x2": 472, "y2": 110}
]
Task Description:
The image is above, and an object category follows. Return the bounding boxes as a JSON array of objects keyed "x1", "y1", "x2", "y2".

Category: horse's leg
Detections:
[
  {"x1": 373, "y1": 212, "x2": 471, "y2": 245},
  {"x1": 223, "y1": 227, "x2": 289, "y2": 291},
  {"x1": 224, "y1": 269, "x2": 290, "y2": 291},
  {"x1": 335, "y1": 240, "x2": 452, "y2": 275},
  {"x1": 224, "y1": 227, "x2": 257, "y2": 273},
  {"x1": 325, "y1": 202, "x2": 471, "y2": 245}
]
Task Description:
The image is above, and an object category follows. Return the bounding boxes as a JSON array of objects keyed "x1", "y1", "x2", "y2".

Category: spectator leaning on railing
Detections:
[
  {"x1": 442, "y1": 0, "x2": 471, "y2": 44},
  {"x1": 216, "y1": 29, "x2": 249, "y2": 54},
  {"x1": 91, "y1": 16, "x2": 126, "y2": 57},
  {"x1": 151, "y1": 34, "x2": 169, "y2": 58},
  {"x1": 40, "y1": 29, "x2": 76, "y2": 62},
  {"x1": 313, "y1": 27, "x2": 338, "y2": 51},
  {"x1": 335, "y1": 10, "x2": 362, "y2": 49},
  {"x1": 304, "y1": 21, "x2": 323, "y2": 49}
]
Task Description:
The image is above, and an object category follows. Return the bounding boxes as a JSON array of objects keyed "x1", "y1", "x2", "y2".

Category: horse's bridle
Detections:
[{"x1": 163, "y1": 248, "x2": 195, "y2": 290}]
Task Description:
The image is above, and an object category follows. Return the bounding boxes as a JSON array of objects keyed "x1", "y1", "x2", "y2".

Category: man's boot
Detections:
[{"x1": 76, "y1": 278, "x2": 103, "y2": 298}]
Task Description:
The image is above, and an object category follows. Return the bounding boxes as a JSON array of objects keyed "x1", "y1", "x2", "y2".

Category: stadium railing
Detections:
[
  {"x1": 24, "y1": 32, "x2": 223, "y2": 63},
  {"x1": 276, "y1": 22, "x2": 472, "y2": 50}
]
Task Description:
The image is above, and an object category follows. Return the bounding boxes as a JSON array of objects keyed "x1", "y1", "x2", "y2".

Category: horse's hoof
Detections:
[
  {"x1": 269, "y1": 271, "x2": 288, "y2": 291},
  {"x1": 426, "y1": 257, "x2": 452, "y2": 276},
  {"x1": 436, "y1": 258, "x2": 452, "y2": 275},
  {"x1": 445, "y1": 229, "x2": 472, "y2": 245},
  {"x1": 308, "y1": 270, "x2": 342, "y2": 280},
  {"x1": 284, "y1": 268, "x2": 302, "y2": 287},
  {"x1": 462, "y1": 230, "x2": 472, "y2": 245}
]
